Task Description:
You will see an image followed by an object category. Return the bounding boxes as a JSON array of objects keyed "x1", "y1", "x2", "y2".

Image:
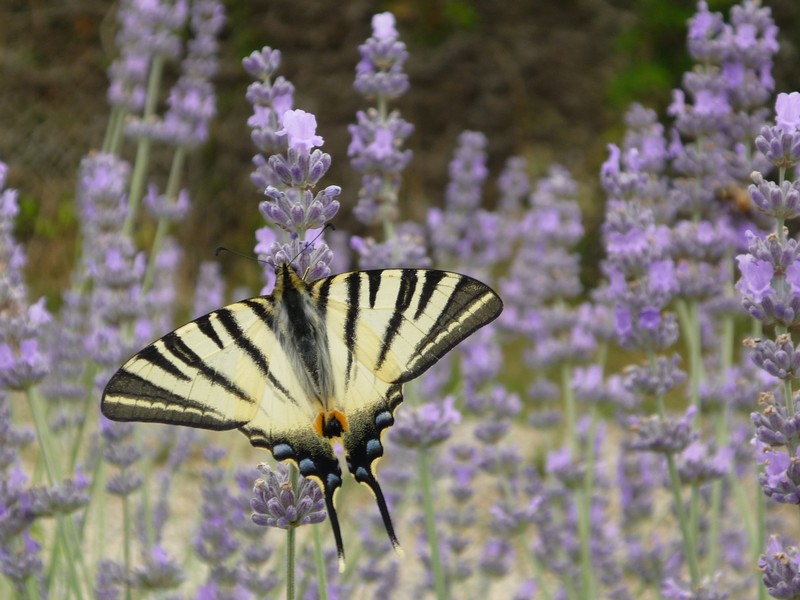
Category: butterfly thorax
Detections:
[{"x1": 273, "y1": 264, "x2": 336, "y2": 412}]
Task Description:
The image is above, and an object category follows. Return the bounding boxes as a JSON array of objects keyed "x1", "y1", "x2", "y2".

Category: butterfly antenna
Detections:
[
  {"x1": 323, "y1": 487, "x2": 347, "y2": 572},
  {"x1": 214, "y1": 246, "x2": 268, "y2": 266},
  {"x1": 287, "y1": 224, "x2": 336, "y2": 264}
]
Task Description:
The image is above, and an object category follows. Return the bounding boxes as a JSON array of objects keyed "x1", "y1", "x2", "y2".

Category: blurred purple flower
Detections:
[
  {"x1": 627, "y1": 406, "x2": 697, "y2": 454},
  {"x1": 392, "y1": 396, "x2": 461, "y2": 448},
  {"x1": 354, "y1": 12, "x2": 409, "y2": 99}
]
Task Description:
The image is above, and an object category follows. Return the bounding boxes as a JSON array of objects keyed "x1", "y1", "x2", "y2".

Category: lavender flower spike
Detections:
[
  {"x1": 759, "y1": 535, "x2": 800, "y2": 599},
  {"x1": 0, "y1": 162, "x2": 51, "y2": 389},
  {"x1": 251, "y1": 463, "x2": 326, "y2": 529}
]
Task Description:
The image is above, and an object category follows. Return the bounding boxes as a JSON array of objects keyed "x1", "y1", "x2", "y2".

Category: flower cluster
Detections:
[
  {"x1": 11, "y1": 1, "x2": 800, "y2": 598},
  {"x1": 250, "y1": 463, "x2": 327, "y2": 529},
  {"x1": 0, "y1": 164, "x2": 50, "y2": 389},
  {"x1": 348, "y1": 12, "x2": 420, "y2": 268}
]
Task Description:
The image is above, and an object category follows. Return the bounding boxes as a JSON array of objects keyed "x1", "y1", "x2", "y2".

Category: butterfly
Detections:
[{"x1": 101, "y1": 262, "x2": 503, "y2": 568}]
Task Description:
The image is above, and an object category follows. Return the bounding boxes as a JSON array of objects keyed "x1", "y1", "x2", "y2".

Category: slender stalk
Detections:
[
  {"x1": 142, "y1": 146, "x2": 186, "y2": 293},
  {"x1": 312, "y1": 523, "x2": 329, "y2": 600},
  {"x1": 122, "y1": 492, "x2": 132, "y2": 600},
  {"x1": 122, "y1": 55, "x2": 165, "y2": 236},
  {"x1": 286, "y1": 463, "x2": 300, "y2": 600},
  {"x1": 664, "y1": 451, "x2": 700, "y2": 587},
  {"x1": 650, "y1": 356, "x2": 699, "y2": 587},
  {"x1": 576, "y1": 404, "x2": 598, "y2": 599},
  {"x1": 756, "y1": 477, "x2": 767, "y2": 600},
  {"x1": 286, "y1": 526, "x2": 296, "y2": 600},
  {"x1": 561, "y1": 363, "x2": 576, "y2": 454},
  {"x1": 26, "y1": 387, "x2": 60, "y2": 485},
  {"x1": 418, "y1": 448, "x2": 447, "y2": 600}
]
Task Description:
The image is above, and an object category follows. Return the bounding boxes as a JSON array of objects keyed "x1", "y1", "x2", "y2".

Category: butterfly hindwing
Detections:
[{"x1": 313, "y1": 269, "x2": 502, "y2": 551}]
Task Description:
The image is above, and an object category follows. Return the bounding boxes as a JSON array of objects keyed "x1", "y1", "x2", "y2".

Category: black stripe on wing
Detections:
[
  {"x1": 161, "y1": 331, "x2": 253, "y2": 403},
  {"x1": 214, "y1": 302, "x2": 300, "y2": 407},
  {"x1": 398, "y1": 273, "x2": 503, "y2": 383},
  {"x1": 137, "y1": 344, "x2": 191, "y2": 382},
  {"x1": 342, "y1": 272, "x2": 361, "y2": 387},
  {"x1": 413, "y1": 270, "x2": 446, "y2": 320},
  {"x1": 102, "y1": 370, "x2": 243, "y2": 429},
  {"x1": 195, "y1": 314, "x2": 224, "y2": 350},
  {"x1": 375, "y1": 270, "x2": 418, "y2": 371}
]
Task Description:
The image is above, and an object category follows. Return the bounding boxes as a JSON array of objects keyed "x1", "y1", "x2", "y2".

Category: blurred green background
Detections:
[{"x1": 1, "y1": 0, "x2": 799, "y2": 306}]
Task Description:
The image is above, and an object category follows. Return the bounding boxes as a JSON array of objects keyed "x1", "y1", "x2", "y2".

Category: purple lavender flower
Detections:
[
  {"x1": 354, "y1": 12, "x2": 409, "y2": 99},
  {"x1": 759, "y1": 535, "x2": 800, "y2": 598},
  {"x1": 251, "y1": 108, "x2": 339, "y2": 283},
  {"x1": 756, "y1": 440, "x2": 800, "y2": 505},
  {"x1": 626, "y1": 406, "x2": 697, "y2": 454},
  {"x1": 676, "y1": 440, "x2": 732, "y2": 486},
  {"x1": 751, "y1": 390, "x2": 800, "y2": 449},
  {"x1": 113, "y1": 0, "x2": 190, "y2": 139},
  {"x1": 429, "y1": 130, "x2": 488, "y2": 265},
  {"x1": 131, "y1": 544, "x2": 184, "y2": 591},
  {"x1": 107, "y1": 0, "x2": 190, "y2": 113},
  {"x1": 497, "y1": 156, "x2": 530, "y2": 213},
  {"x1": 662, "y1": 574, "x2": 730, "y2": 600},
  {"x1": 193, "y1": 448, "x2": 241, "y2": 574},
  {"x1": 95, "y1": 559, "x2": 126, "y2": 599},
  {"x1": 193, "y1": 261, "x2": 225, "y2": 318},
  {"x1": 250, "y1": 463, "x2": 326, "y2": 529},
  {"x1": 350, "y1": 224, "x2": 431, "y2": 270},
  {"x1": 244, "y1": 46, "x2": 295, "y2": 184},
  {"x1": 102, "y1": 418, "x2": 144, "y2": 498},
  {"x1": 152, "y1": 0, "x2": 224, "y2": 147},
  {"x1": 623, "y1": 354, "x2": 687, "y2": 398},
  {"x1": 391, "y1": 396, "x2": 461, "y2": 448},
  {"x1": 0, "y1": 163, "x2": 51, "y2": 389},
  {"x1": 0, "y1": 531, "x2": 44, "y2": 596},
  {"x1": 477, "y1": 538, "x2": 513, "y2": 578}
]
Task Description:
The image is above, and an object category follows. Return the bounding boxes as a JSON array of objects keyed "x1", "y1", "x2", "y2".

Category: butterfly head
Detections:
[{"x1": 313, "y1": 409, "x2": 349, "y2": 439}]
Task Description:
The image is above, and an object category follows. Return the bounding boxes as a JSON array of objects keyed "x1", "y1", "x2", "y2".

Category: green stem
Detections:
[
  {"x1": 141, "y1": 147, "x2": 186, "y2": 293},
  {"x1": 418, "y1": 448, "x2": 447, "y2": 600},
  {"x1": 577, "y1": 405, "x2": 598, "y2": 599},
  {"x1": 676, "y1": 299, "x2": 703, "y2": 425},
  {"x1": 286, "y1": 526, "x2": 296, "y2": 600},
  {"x1": 664, "y1": 451, "x2": 700, "y2": 587},
  {"x1": 561, "y1": 363, "x2": 577, "y2": 454},
  {"x1": 756, "y1": 477, "x2": 767, "y2": 600},
  {"x1": 122, "y1": 54, "x2": 165, "y2": 237},
  {"x1": 312, "y1": 523, "x2": 329, "y2": 600},
  {"x1": 286, "y1": 463, "x2": 299, "y2": 600},
  {"x1": 122, "y1": 491, "x2": 132, "y2": 600},
  {"x1": 650, "y1": 355, "x2": 699, "y2": 587}
]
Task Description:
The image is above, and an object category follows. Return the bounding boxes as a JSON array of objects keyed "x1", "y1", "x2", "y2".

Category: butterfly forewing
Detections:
[{"x1": 313, "y1": 269, "x2": 503, "y2": 385}]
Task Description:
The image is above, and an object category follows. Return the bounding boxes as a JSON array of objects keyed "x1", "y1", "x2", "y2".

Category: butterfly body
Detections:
[{"x1": 102, "y1": 263, "x2": 502, "y2": 568}]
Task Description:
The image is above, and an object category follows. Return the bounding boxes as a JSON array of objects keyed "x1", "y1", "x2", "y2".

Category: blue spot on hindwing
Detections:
[
  {"x1": 366, "y1": 439, "x2": 383, "y2": 458},
  {"x1": 375, "y1": 410, "x2": 393, "y2": 428},
  {"x1": 356, "y1": 466, "x2": 369, "y2": 479},
  {"x1": 299, "y1": 458, "x2": 315, "y2": 474},
  {"x1": 327, "y1": 473, "x2": 341, "y2": 488},
  {"x1": 273, "y1": 443, "x2": 294, "y2": 460}
]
